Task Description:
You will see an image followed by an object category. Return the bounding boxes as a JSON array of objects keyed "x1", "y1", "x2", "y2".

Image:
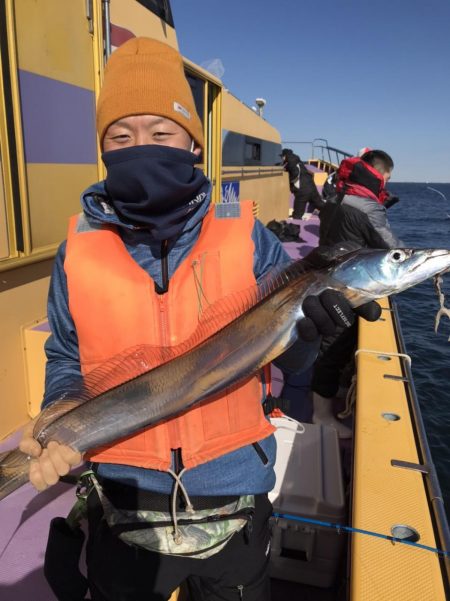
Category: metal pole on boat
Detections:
[{"x1": 103, "y1": 0, "x2": 111, "y2": 59}]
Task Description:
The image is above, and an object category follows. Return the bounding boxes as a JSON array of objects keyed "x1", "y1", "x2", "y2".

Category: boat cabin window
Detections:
[
  {"x1": 185, "y1": 71, "x2": 205, "y2": 131},
  {"x1": 245, "y1": 141, "x2": 261, "y2": 162},
  {"x1": 222, "y1": 131, "x2": 282, "y2": 167},
  {"x1": 136, "y1": 0, "x2": 175, "y2": 27}
]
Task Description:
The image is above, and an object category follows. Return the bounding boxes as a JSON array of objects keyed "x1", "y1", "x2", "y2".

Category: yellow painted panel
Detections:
[
  {"x1": 0, "y1": 278, "x2": 50, "y2": 439},
  {"x1": 26, "y1": 163, "x2": 98, "y2": 251},
  {"x1": 351, "y1": 300, "x2": 446, "y2": 600},
  {"x1": 13, "y1": 0, "x2": 95, "y2": 89},
  {"x1": 222, "y1": 91, "x2": 281, "y2": 143},
  {"x1": 22, "y1": 319, "x2": 51, "y2": 418},
  {"x1": 110, "y1": 0, "x2": 178, "y2": 48},
  {"x1": 223, "y1": 171, "x2": 289, "y2": 224}
]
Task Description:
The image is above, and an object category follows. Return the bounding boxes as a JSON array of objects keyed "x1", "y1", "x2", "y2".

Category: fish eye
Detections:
[{"x1": 389, "y1": 250, "x2": 407, "y2": 263}]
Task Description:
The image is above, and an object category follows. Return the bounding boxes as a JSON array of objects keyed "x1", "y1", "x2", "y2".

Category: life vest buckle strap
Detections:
[
  {"x1": 262, "y1": 394, "x2": 290, "y2": 415},
  {"x1": 64, "y1": 470, "x2": 96, "y2": 530}
]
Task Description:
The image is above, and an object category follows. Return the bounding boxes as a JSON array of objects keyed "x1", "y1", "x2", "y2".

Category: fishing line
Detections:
[
  {"x1": 426, "y1": 186, "x2": 448, "y2": 202},
  {"x1": 272, "y1": 512, "x2": 450, "y2": 557}
]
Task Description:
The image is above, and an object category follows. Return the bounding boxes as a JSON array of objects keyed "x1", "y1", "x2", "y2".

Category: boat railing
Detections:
[
  {"x1": 221, "y1": 166, "x2": 285, "y2": 178},
  {"x1": 281, "y1": 138, "x2": 352, "y2": 173},
  {"x1": 391, "y1": 298, "x2": 450, "y2": 586}
]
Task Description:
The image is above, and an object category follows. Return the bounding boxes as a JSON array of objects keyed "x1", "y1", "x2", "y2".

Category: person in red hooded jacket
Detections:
[
  {"x1": 313, "y1": 150, "x2": 403, "y2": 437},
  {"x1": 319, "y1": 150, "x2": 402, "y2": 248}
]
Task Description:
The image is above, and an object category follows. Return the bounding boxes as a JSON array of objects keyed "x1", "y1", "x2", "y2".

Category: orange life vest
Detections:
[{"x1": 64, "y1": 201, "x2": 274, "y2": 471}]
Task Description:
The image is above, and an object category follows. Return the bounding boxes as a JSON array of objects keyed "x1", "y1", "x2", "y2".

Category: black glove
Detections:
[
  {"x1": 297, "y1": 289, "x2": 382, "y2": 341},
  {"x1": 384, "y1": 193, "x2": 400, "y2": 209}
]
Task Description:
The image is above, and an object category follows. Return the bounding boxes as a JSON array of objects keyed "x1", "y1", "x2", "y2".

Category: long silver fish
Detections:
[{"x1": 1, "y1": 247, "x2": 450, "y2": 500}]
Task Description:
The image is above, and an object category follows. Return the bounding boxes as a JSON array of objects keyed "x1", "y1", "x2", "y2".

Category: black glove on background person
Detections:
[
  {"x1": 298, "y1": 289, "x2": 382, "y2": 342},
  {"x1": 384, "y1": 193, "x2": 400, "y2": 210}
]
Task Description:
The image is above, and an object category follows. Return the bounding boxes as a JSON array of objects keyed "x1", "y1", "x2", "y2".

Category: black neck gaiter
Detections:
[{"x1": 102, "y1": 144, "x2": 209, "y2": 241}]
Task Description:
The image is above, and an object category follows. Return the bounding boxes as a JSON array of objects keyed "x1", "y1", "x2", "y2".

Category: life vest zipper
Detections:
[
  {"x1": 153, "y1": 239, "x2": 182, "y2": 456},
  {"x1": 155, "y1": 239, "x2": 180, "y2": 451},
  {"x1": 158, "y1": 294, "x2": 169, "y2": 347},
  {"x1": 252, "y1": 442, "x2": 268, "y2": 465}
]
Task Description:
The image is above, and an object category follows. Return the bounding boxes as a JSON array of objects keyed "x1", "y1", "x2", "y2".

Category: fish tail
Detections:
[
  {"x1": 0, "y1": 448, "x2": 31, "y2": 501},
  {"x1": 434, "y1": 306, "x2": 450, "y2": 333}
]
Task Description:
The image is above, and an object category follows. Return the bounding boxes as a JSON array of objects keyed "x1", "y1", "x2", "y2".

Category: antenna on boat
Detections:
[{"x1": 255, "y1": 98, "x2": 266, "y2": 117}]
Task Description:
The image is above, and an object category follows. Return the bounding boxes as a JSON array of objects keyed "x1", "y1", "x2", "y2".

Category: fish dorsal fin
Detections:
[
  {"x1": 33, "y1": 399, "x2": 85, "y2": 438},
  {"x1": 187, "y1": 259, "x2": 307, "y2": 340},
  {"x1": 65, "y1": 259, "x2": 311, "y2": 402}
]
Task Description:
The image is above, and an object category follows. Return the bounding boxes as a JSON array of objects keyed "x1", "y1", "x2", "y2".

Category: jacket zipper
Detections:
[
  {"x1": 173, "y1": 447, "x2": 182, "y2": 475},
  {"x1": 160, "y1": 239, "x2": 169, "y2": 293},
  {"x1": 156, "y1": 239, "x2": 170, "y2": 346},
  {"x1": 252, "y1": 442, "x2": 269, "y2": 465},
  {"x1": 154, "y1": 239, "x2": 169, "y2": 294}
]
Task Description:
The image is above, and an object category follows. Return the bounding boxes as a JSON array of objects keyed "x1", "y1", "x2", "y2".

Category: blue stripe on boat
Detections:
[{"x1": 19, "y1": 70, "x2": 97, "y2": 165}]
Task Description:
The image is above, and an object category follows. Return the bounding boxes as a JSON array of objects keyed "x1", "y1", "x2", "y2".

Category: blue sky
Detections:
[{"x1": 171, "y1": 0, "x2": 450, "y2": 182}]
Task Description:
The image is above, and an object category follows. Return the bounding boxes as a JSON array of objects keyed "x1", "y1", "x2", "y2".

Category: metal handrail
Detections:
[
  {"x1": 221, "y1": 167, "x2": 284, "y2": 177},
  {"x1": 312, "y1": 143, "x2": 352, "y2": 165},
  {"x1": 281, "y1": 139, "x2": 352, "y2": 166},
  {"x1": 354, "y1": 348, "x2": 412, "y2": 367}
]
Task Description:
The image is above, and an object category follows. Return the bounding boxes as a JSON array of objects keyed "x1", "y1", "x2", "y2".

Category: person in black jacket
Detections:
[
  {"x1": 319, "y1": 150, "x2": 402, "y2": 248},
  {"x1": 321, "y1": 170, "x2": 338, "y2": 202},
  {"x1": 312, "y1": 150, "x2": 403, "y2": 437},
  {"x1": 281, "y1": 148, "x2": 324, "y2": 219}
]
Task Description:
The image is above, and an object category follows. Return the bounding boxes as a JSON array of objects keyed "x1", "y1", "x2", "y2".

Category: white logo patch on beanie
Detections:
[{"x1": 173, "y1": 101, "x2": 191, "y2": 120}]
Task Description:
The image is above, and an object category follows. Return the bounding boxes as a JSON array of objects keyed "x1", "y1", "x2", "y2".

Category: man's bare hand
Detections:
[
  {"x1": 19, "y1": 419, "x2": 82, "y2": 491},
  {"x1": 19, "y1": 417, "x2": 41, "y2": 458}
]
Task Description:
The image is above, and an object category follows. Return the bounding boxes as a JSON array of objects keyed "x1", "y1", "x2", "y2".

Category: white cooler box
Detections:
[{"x1": 269, "y1": 417, "x2": 346, "y2": 588}]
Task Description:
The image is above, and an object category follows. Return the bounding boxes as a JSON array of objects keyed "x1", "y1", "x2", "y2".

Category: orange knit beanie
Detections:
[{"x1": 96, "y1": 38, "x2": 204, "y2": 148}]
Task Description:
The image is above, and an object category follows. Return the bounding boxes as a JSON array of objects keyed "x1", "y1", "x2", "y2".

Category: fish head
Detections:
[{"x1": 330, "y1": 248, "x2": 450, "y2": 301}]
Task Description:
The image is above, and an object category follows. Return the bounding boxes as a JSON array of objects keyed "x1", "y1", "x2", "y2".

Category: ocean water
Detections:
[{"x1": 387, "y1": 182, "x2": 450, "y2": 519}]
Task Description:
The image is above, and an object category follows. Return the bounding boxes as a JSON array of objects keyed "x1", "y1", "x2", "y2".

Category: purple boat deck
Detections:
[
  {"x1": 0, "y1": 430, "x2": 77, "y2": 600},
  {"x1": 0, "y1": 209, "x2": 321, "y2": 600},
  {"x1": 269, "y1": 214, "x2": 320, "y2": 410}
]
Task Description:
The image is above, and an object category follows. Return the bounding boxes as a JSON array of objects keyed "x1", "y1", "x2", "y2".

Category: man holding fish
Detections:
[{"x1": 16, "y1": 38, "x2": 396, "y2": 601}]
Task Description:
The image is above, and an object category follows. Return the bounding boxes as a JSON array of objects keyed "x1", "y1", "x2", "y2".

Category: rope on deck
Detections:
[{"x1": 272, "y1": 512, "x2": 450, "y2": 558}]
